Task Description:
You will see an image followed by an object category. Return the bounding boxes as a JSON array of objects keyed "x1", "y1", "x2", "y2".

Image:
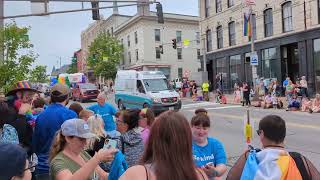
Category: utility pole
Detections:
[{"x1": 250, "y1": 4, "x2": 257, "y2": 86}]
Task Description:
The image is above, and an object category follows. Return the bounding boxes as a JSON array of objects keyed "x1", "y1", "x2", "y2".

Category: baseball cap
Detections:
[
  {"x1": 61, "y1": 118, "x2": 97, "y2": 139},
  {"x1": 50, "y1": 83, "x2": 70, "y2": 97},
  {"x1": 0, "y1": 143, "x2": 27, "y2": 179}
]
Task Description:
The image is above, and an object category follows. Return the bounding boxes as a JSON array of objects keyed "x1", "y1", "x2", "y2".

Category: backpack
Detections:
[
  {"x1": 289, "y1": 152, "x2": 311, "y2": 180},
  {"x1": 0, "y1": 124, "x2": 19, "y2": 144}
]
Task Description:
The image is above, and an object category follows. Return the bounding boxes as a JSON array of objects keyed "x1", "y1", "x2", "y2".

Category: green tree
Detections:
[
  {"x1": 0, "y1": 22, "x2": 36, "y2": 93},
  {"x1": 87, "y1": 32, "x2": 123, "y2": 79},
  {"x1": 30, "y1": 65, "x2": 48, "y2": 83},
  {"x1": 67, "y1": 56, "x2": 78, "y2": 74}
]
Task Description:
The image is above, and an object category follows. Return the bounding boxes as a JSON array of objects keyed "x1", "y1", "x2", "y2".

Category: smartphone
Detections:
[{"x1": 103, "y1": 139, "x2": 117, "y2": 149}]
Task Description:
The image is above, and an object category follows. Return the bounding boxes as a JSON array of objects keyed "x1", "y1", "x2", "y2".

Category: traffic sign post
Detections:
[{"x1": 250, "y1": 51, "x2": 258, "y2": 66}]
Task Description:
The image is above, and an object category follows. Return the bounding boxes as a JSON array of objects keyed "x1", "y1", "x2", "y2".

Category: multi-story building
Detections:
[
  {"x1": 199, "y1": 0, "x2": 320, "y2": 94},
  {"x1": 81, "y1": 1, "x2": 201, "y2": 81}
]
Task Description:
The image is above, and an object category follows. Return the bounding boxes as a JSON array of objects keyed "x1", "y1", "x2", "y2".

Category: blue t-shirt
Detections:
[
  {"x1": 192, "y1": 137, "x2": 227, "y2": 167},
  {"x1": 88, "y1": 103, "x2": 117, "y2": 132},
  {"x1": 32, "y1": 103, "x2": 77, "y2": 174}
]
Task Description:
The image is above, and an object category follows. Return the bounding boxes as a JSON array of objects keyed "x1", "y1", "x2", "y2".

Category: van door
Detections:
[{"x1": 134, "y1": 80, "x2": 150, "y2": 108}]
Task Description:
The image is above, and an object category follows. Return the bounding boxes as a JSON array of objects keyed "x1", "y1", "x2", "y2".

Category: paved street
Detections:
[{"x1": 76, "y1": 94, "x2": 320, "y2": 170}]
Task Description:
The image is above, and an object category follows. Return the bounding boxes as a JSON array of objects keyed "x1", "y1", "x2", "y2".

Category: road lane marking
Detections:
[
  {"x1": 186, "y1": 105, "x2": 242, "y2": 111},
  {"x1": 182, "y1": 102, "x2": 218, "y2": 109},
  {"x1": 207, "y1": 112, "x2": 320, "y2": 131}
]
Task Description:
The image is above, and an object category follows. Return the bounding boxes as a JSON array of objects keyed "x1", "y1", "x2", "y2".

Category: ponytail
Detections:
[{"x1": 49, "y1": 130, "x2": 66, "y2": 162}]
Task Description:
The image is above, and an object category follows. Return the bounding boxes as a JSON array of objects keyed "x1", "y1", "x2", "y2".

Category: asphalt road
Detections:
[{"x1": 74, "y1": 94, "x2": 320, "y2": 171}]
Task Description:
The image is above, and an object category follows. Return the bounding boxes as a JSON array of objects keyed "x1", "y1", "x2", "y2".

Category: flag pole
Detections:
[{"x1": 250, "y1": 4, "x2": 257, "y2": 86}]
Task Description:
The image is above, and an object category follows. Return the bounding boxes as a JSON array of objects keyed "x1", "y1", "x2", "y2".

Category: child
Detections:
[
  {"x1": 234, "y1": 87, "x2": 241, "y2": 104},
  {"x1": 301, "y1": 97, "x2": 312, "y2": 112},
  {"x1": 271, "y1": 94, "x2": 278, "y2": 109}
]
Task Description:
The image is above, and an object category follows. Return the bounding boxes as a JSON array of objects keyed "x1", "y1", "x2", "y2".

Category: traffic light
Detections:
[
  {"x1": 172, "y1": 39, "x2": 177, "y2": 49},
  {"x1": 156, "y1": 3, "x2": 164, "y2": 24},
  {"x1": 159, "y1": 45, "x2": 164, "y2": 54},
  {"x1": 91, "y1": 2, "x2": 100, "y2": 20}
]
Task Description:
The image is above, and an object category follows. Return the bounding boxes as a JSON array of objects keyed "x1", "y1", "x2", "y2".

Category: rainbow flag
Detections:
[
  {"x1": 244, "y1": 13, "x2": 251, "y2": 38},
  {"x1": 241, "y1": 149, "x2": 303, "y2": 180}
]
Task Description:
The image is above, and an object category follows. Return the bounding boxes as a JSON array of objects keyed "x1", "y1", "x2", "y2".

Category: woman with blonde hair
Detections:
[
  {"x1": 86, "y1": 115, "x2": 107, "y2": 157},
  {"x1": 49, "y1": 118, "x2": 117, "y2": 180}
]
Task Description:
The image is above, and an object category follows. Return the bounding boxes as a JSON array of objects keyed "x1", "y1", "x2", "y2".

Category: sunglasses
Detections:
[{"x1": 24, "y1": 154, "x2": 38, "y2": 172}]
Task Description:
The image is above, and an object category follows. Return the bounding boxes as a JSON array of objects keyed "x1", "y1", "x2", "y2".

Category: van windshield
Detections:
[{"x1": 143, "y1": 79, "x2": 169, "y2": 92}]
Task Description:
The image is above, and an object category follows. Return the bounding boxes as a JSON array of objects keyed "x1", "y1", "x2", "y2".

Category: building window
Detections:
[
  {"x1": 135, "y1": 49, "x2": 139, "y2": 61},
  {"x1": 205, "y1": 0, "x2": 210, "y2": 18},
  {"x1": 111, "y1": 27, "x2": 114, "y2": 36},
  {"x1": 176, "y1": 31, "x2": 182, "y2": 43},
  {"x1": 216, "y1": 57, "x2": 228, "y2": 90},
  {"x1": 264, "y1": 8, "x2": 273, "y2": 37},
  {"x1": 196, "y1": 32, "x2": 200, "y2": 44},
  {"x1": 178, "y1": 68, "x2": 183, "y2": 78},
  {"x1": 156, "y1": 47, "x2": 161, "y2": 59},
  {"x1": 217, "y1": 26, "x2": 223, "y2": 49},
  {"x1": 228, "y1": 21, "x2": 236, "y2": 46},
  {"x1": 313, "y1": 38, "x2": 320, "y2": 93},
  {"x1": 228, "y1": 0, "x2": 234, "y2": 8},
  {"x1": 229, "y1": 55, "x2": 241, "y2": 86},
  {"x1": 197, "y1": 49, "x2": 201, "y2": 59},
  {"x1": 282, "y1": 1, "x2": 293, "y2": 33},
  {"x1": 216, "y1": 0, "x2": 222, "y2": 13},
  {"x1": 134, "y1": 31, "x2": 138, "y2": 44},
  {"x1": 128, "y1": 52, "x2": 131, "y2": 64},
  {"x1": 155, "y1": 29, "x2": 160, "y2": 42},
  {"x1": 177, "y1": 48, "x2": 182, "y2": 60},
  {"x1": 251, "y1": 14, "x2": 257, "y2": 40},
  {"x1": 206, "y1": 29, "x2": 212, "y2": 52},
  {"x1": 127, "y1": 35, "x2": 130, "y2": 47},
  {"x1": 121, "y1": 39, "x2": 124, "y2": 47},
  {"x1": 262, "y1": 47, "x2": 280, "y2": 80}
]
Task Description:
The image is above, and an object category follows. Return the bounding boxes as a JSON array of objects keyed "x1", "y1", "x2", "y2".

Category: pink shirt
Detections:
[{"x1": 141, "y1": 127, "x2": 150, "y2": 144}]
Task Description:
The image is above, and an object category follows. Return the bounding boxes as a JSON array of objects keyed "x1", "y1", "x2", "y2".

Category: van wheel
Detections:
[
  {"x1": 118, "y1": 100, "x2": 126, "y2": 110},
  {"x1": 143, "y1": 103, "x2": 149, "y2": 108}
]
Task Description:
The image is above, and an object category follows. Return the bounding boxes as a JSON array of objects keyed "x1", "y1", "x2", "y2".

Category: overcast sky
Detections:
[{"x1": 4, "y1": 0, "x2": 198, "y2": 73}]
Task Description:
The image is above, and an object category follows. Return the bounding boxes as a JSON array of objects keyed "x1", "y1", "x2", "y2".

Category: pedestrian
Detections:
[
  {"x1": 28, "y1": 97, "x2": 46, "y2": 128},
  {"x1": 195, "y1": 108, "x2": 208, "y2": 116},
  {"x1": 116, "y1": 109, "x2": 144, "y2": 167},
  {"x1": 300, "y1": 76, "x2": 309, "y2": 97},
  {"x1": 242, "y1": 82, "x2": 251, "y2": 107},
  {"x1": 227, "y1": 115, "x2": 320, "y2": 180},
  {"x1": 88, "y1": 93, "x2": 119, "y2": 138},
  {"x1": 79, "y1": 109, "x2": 94, "y2": 121},
  {"x1": 234, "y1": 87, "x2": 241, "y2": 104},
  {"x1": 202, "y1": 81, "x2": 210, "y2": 101},
  {"x1": 68, "y1": 102, "x2": 83, "y2": 116},
  {"x1": 0, "y1": 143, "x2": 34, "y2": 180},
  {"x1": 0, "y1": 100, "x2": 19, "y2": 144},
  {"x1": 191, "y1": 114, "x2": 227, "y2": 179},
  {"x1": 309, "y1": 94, "x2": 320, "y2": 113},
  {"x1": 32, "y1": 83, "x2": 77, "y2": 178},
  {"x1": 85, "y1": 115, "x2": 107, "y2": 157},
  {"x1": 139, "y1": 108, "x2": 155, "y2": 144},
  {"x1": 262, "y1": 93, "x2": 273, "y2": 109},
  {"x1": 301, "y1": 97, "x2": 312, "y2": 112},
  {"x1": 49, "y1": 119, "x2": 117, "y2": 180},
  {"x1": 119, "y1": 111, "x2": 209, "y2": 180},
  {"x1": 286, "y1": 94, "x2": 301, "y2": 111},
  {"x1": 182, "y1": 79, "x2": 189, "y2": 97}
]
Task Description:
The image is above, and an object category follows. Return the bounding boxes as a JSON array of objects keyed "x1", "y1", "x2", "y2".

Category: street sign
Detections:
[{"x1": 250, "y1": 52, "x2": 258, "y2": 66}]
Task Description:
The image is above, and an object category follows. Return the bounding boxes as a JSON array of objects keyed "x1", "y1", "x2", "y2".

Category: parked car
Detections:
[{"x1": 72, "y1": 83, "x2": 99, "y2": 102}]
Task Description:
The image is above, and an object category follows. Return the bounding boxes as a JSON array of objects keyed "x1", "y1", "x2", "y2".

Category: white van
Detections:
[{"x1": 114, "y1": 70, "x2": 182, "y2": 114}]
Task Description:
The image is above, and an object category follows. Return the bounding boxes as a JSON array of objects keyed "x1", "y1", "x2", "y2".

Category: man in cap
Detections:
[{"x1": 32, "y1": 83, "x2": 77, "y2": 178}]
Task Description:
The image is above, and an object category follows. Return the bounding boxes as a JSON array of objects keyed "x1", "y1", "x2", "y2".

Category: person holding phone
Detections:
[
  {"x1": 49, "y1": 118, "x2": 117, "y2": 180},
  {"x1": 191, "y1": 114, "x2": 227, "y2": 179}
]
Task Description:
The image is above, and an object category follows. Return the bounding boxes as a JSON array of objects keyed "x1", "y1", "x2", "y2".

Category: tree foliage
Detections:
[
  {"x1": 30, "y1": 65, "x2": 48, "y2": 83},
  {"x1": 87, "y1": 32, "x2": 123, "y2": 79},
  {"x1": 0, "y1": 22, "x2": 36, "y2": 93},
  {"x1": 67, "y1": 56, "x2": 78, "y2": 74}
]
